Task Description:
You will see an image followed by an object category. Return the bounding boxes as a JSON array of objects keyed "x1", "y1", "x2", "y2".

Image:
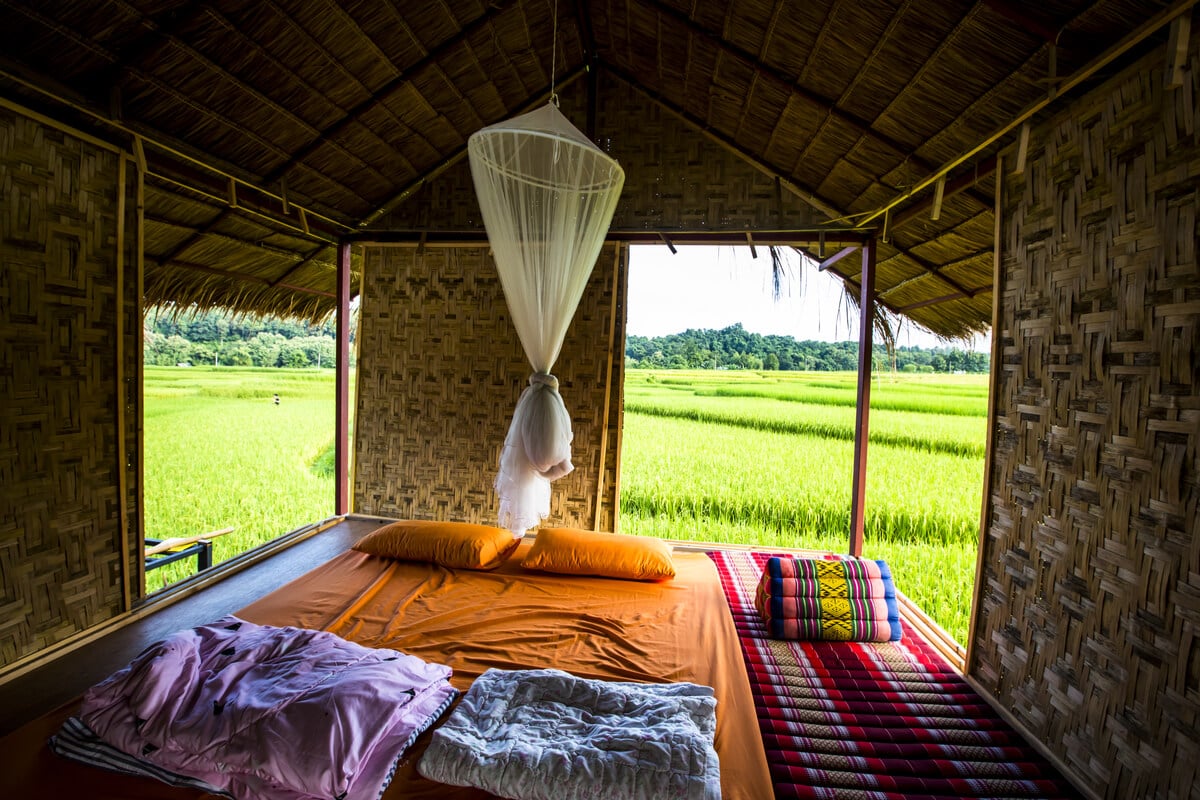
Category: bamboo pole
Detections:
[
  {"x1": 144, "y1": 527, "x2": 235, "y2": 557},
  {"x1": 848, "y1": 239, "x2": 877, "y2": 556},
  {"x1": 116, "y1": 154, "x2": 130, "y2": 613},
  {"x1": 594, "y1": 246, "x2": 621, "y2": 531},
  {"x1": 857, "y1": 0, "x2": 1199, "y2": 226},
  {"x1": 967, "y1": 154, "x2": 1005, "y2": 673},
  {"x1": 135, "y1": 152, "x2": 147, "y2": 603},
  {"x1": 335, "y1": 241, "x2": 353, "y2": 515}
]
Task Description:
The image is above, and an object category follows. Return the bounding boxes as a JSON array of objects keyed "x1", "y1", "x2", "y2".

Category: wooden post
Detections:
[
  {"x1": 116, "y1": 154, "x2": 130, "y2": 611},
  {"x1": 967, "y1": 155, "x2": 1005, "y2": 671},
  {"x1": 335, "y1": 240, "x2": 352, "y2": 515},
  {"x1": 848, "y1": 239, "x2": 877, "y2": 556}
]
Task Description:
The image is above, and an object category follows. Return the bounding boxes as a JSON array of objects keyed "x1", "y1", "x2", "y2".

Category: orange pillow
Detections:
[
  {"x1": 522, "y1": 528, "x2": 676, "y2": 581},
  {"x1": 353, "y1": 519, "x2": 519, "y2": 570}
]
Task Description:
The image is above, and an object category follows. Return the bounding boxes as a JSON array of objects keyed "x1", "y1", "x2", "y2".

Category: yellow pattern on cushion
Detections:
[
  {"x1": 353, "y1": 519, "x2": 520, "y2": 570},
  {"x1": 820, "y1": 618, "x2": 854, "y2": 640},
  {"x1": 522, "y1": 527, "x2": 677, "y2": 581},
  {"x1": 816, "y1": 561, "x2": 849, "y2": 597}
]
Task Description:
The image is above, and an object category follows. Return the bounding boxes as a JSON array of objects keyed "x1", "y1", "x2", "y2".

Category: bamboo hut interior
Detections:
[{"x1": 0, "y1": 1, "x2": 1196, "y2": 798}]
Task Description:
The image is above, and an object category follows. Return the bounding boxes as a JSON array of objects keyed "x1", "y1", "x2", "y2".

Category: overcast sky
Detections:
[{"x1": 626, "y1": 245, "x2": 989, "y2": 351}]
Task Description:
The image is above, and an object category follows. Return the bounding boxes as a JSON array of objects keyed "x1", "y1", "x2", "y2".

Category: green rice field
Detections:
[
  {"x1": 143, "y1": 366, "x2": 337, "y2": 590},
  {"x1": 143, "y1": 366, "x2": 985, "y2": 644},
  {"x1": 621, "y1": 369, "x2": 987, "y2": 644}
]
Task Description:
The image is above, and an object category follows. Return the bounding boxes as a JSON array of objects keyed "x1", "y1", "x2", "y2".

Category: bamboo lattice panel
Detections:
[
  {"x1": 973, "y1": 33, "x2": 1200, "y2": 800},
  {"x1": 353, "y1": 245, "x2": 621, "y2": 530},
  {"x1": 376, "y1": 75, "x2": 823, "y2": 233},
  {"x1": 0, "y1": 109, "x2": 136, "y2": 667}
]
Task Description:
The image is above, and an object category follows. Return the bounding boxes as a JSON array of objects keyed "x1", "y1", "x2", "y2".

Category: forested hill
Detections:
[
  {"x1": 626, "y1": 324, "x2": 989, "y2": 373},
  {"x1": 144, "y1": 308, "x2": 344, "y2": 368}
]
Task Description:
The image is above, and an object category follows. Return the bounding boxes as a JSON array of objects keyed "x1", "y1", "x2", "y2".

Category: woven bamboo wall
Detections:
[
  {"x1": 0, "y1": 107, "x2": 139, "y2": 667},
  {"x1": 376, "y1": 75, "x2": 823, "y2": 232},
  {"x1": 972, "y1": 33, "x2": 1200, "y2": 800},
  {"x1": 353, "y1": 245, "x2": 623, "y2": 531}
]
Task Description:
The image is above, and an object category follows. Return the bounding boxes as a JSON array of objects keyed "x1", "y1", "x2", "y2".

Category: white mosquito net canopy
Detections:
[{"x1": 468, "y1": 102, "x2": 625, "y2": 536}]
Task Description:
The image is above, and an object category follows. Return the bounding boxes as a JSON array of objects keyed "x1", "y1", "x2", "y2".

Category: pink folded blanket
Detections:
[{"x1": 54, "y1": 615, "x2": 457, "y2": 800}]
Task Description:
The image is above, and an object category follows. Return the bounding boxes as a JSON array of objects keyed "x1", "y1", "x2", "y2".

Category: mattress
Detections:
[{"x1": 0, "y1": 538, "x2": 772, "y2": 800}]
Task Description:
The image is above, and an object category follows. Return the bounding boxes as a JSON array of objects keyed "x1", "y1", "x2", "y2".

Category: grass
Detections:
[
  {"x1": 619, "y1": 369, "x2": 986, "y2": 644},
  {"x1": 143, "y1": 366, "x2": 338, "y2": 591}
]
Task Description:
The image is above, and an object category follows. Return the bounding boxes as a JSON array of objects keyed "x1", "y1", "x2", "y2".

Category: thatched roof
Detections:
[{"x1": 0, "y1": 0, "x2": 1176, "y2": 333}]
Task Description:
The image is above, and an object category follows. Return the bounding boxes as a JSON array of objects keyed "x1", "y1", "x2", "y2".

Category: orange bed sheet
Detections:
[{"x1": 0, "y1": 540, "x2": 772, "y2": 800}]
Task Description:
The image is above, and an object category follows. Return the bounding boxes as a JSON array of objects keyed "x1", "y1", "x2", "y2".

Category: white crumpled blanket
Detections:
[{"x1": 417, "y1": 668, "x2": 721, "y2": 800}]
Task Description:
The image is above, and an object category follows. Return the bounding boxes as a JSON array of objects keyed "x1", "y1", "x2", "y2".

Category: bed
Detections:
[{"x1": 0, "y1": 537, "x2": 773, "y2": 800}]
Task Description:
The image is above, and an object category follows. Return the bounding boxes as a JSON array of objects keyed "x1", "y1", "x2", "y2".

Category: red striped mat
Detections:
[{"x1": 709, "y1": 550, "x2": 1082, "y2": 800}]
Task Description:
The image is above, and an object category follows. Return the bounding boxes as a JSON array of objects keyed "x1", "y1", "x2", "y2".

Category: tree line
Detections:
[
  {"x1": 143, "y1": 308, "x2": 349, "y2": 368},
  {"x1": 626, "y1": 324, "x2": 989, "y2": 373},
  {"x1": 144, "y1": 311, "x2": 987, "y2": 374}
]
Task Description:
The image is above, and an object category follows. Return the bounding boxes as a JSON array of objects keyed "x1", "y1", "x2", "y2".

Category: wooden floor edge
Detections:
[
  {"x1": 961, "y1": 673, "x2": 1102, "y2": 800},
  {"x1": 0, "y1": 515, "x2": 345, "y2": 686}
]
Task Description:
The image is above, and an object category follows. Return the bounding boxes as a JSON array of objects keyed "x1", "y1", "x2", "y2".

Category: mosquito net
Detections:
[{"x1": 468, "y1": 103, "x2": 625, "y2": 535}]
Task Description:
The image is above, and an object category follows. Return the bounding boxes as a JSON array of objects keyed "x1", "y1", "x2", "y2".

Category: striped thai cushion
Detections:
[{"x1": 754, "y1": 556, "x2": 902, "y2": 641}]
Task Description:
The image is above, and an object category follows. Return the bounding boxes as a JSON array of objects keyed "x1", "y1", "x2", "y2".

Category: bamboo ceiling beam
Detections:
[
  {"x1": 980, "y1": 0, "x2": 1062, "y2": 43},
  {"x1": 144, "y1": 170, "x2": 336, "y2": 244},
  {"x1": 263, "y1": 0, "x2": 519, "y2": 191},
  {"x1": 879, "y1": 247, "x2": 993, "y2": 297},
  {"x1": 895, "y1": 247, "x2": 983, "y2": 299},
  {"x1": 890, "y1": 156, "x2": 997, "y2": 231},
  {"x1": 0, "y1": 63, "x2": 351, "y2": 238},
  {"x1": 271, "y1": 244, "x2": 336, "y2": 288},
  {"x1": 84, "y1": 0, "x2": 208, "y2": 98},
  {"x1": 359, "y1": 66, "x2": 589, "y2": 226},
  {"x1": 896, "y1": 287, "x2": 992, "y2": 313},
  {"x1": 344, "y1": 229, "x2": 869, "y2": 246},
  {"x1": 161, "y1": 259, "x2": 335, "y2": 298},
  {"x1": 818, "y1": 246, "x2": 859, "y2": 272},
  {"x1": 639, "y1": 0, "x2": 994, "y2": 211},
  {"x1": 143, "y1": 214, "x2": 309, "y2": 260},
  {"x1": 238, "y1": 0, "x2": 420, "y2": 175},
  {"x1": 857, "y1": 0, "x2": 1199, "y2": 226},
  {"x1": 575, "y1": 0, "x2": 600, "y2": 138},
  {"x1": 106, "y1": 5, "x2": 394, "y2": 187},
  {"x1": 608, "y1": 64, "x2": 847, "y2": 222}
]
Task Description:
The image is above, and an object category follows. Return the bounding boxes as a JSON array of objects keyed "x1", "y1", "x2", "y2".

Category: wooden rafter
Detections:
[
  {"x1": 271, "y1": 244, "x2": 335, "y2": 288},
  {"x1": 608, "y1": 63, "x2": 846, "y2": 221},
  {"x1": 258, "y1": 0, "x2": 518, "y2": 190},
  {"x1": 83, "y1": 0, "x2": 208, "y2": 97},
  {"x1": 159, "y1": 259, "x2": 335, "y2": 298},
  {"x1": 890, "y1": 156, "x2": 997, "y2": 231},
  {"x1": 4, "y1": 0, "x2": 370, "y2": 214},
  {"x1": 879, "y1": 247, "x2": 993, "y2": 297},
  {"x1": 360, "y1": 65, "x2": 591, "y2": 226},
  {"x1": 197, "y1": 5, "x2": 419, "y2": 178},
  {"x1": 893, "y1": 247, "x2": 983, "y2": 299},
  {"x1": 859, "y1": 0, "x2": 1200, "y2": 226},
  {"x1": 818, "y1": 246, "x2": 859, "y2": 272},
  {"x1": 637, "y1": 0, "x2": 994, "y2": 211},
  {"x1": 896, "y1": 288, "x2": 992, "y2": 312},
  {"x1": 980, "y1": 0, "x2": 1062, "y2": 43},
  {"x1": 111, "y1": 5, "x2": 393, "y2": 187}
]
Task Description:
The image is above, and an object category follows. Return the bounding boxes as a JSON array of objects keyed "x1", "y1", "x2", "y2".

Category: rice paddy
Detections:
[
  {"x1": 142, "y1": 366, "x2": 985, "y2": 644},
  {"x1": 143, "y1": 366, "x2": 337, "y2": 590},
  {"x1": 620, "y1": 369, "x2": 987, "y2": 644}
]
